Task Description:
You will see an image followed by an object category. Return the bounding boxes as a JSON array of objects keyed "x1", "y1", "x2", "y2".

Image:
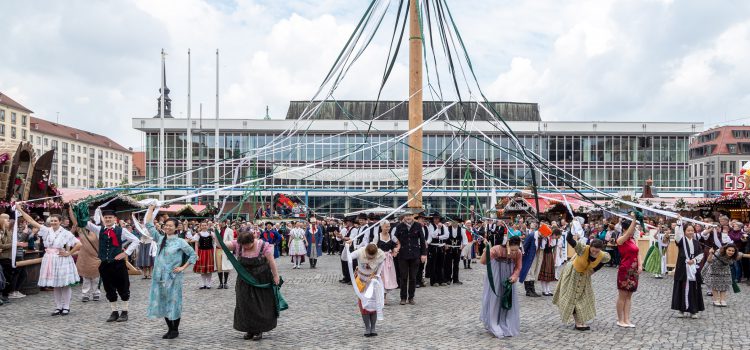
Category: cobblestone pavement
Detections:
[{"x1": 2, "y1": 255, "x2": 750, "y2": 349}]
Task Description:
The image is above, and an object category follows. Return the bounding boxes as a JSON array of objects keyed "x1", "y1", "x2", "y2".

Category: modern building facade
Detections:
[
  {"x1": 689, "y1": 125, "x2": 750, "y2": 194},
  {"x1": 30, "y1": 117, "x2": 133, "y2": 189},
  {"x1": 134, "y1": 100, "x2": 702, "y2": 214}
]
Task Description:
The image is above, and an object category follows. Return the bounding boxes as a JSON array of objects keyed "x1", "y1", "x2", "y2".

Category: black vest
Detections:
[
  {"x1": 198, "y1": 233, "x2": 213, "y2": 250},
  {"x1": 98, "y1": 225, "x2": 124, "y2": 262},
  {"x1": 447, "y1": 226, "x2": 462, "y2": 246}
]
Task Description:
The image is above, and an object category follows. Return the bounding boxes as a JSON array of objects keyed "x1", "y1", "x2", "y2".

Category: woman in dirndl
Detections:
[
  {"x1": 343, "y1": 242, "x2": 385, "y2": 337},
  {"x1": 193, "y1": 221, "x2": 216, "y2": 289},
  {"x1": 136, "y1": 229, "x2": 156, "y2": 279},
  {"x1": 537, "y1": 229, "x2": 561, "y2": 296},
  {"x1": 215, "y1": 224, "x2": 235, "y2": 289},
  {"x1": 224, "y1": 229, "x2": 281, "y2": 341},
  {"x1": 288, "y1": 221, "x2": 307, "y2": 269},
  {"x1": 480, "y1": 235, "x2": 523, "y2": 338},
  {"x1": 19, "y1": 207, "x2": 81, "y2": 316},
  {"x1": 374, "y1": 221, "x2": 399, "y2": 299}
]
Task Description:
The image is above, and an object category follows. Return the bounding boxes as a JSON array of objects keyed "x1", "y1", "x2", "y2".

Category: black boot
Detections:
[
  {"x1": 163, "y1": 318, "x2": 173, "y2": 339},
  {"x1": 106, "y1": 311, "x2": 119, "y2": 322},
  {"x1": 167, "y1": 318, "x2": 180, "y2": 339},
  {"x1": 528, "y1": 281, "x2": 541, "y2": 297},
  {"x1": 117, "y1": 311, "x2": 129, "y2": 322}
]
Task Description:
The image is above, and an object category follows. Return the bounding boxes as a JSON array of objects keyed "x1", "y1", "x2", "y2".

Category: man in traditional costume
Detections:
[
  {"x1": 426, "y1": 214, "x2": 448, "y2": 286},
  {"x1": 519, "y1": 222, "x2": 542, "y2": 297},
  {"x1": 86, "y1": 209, "x2": 140, "y2": 322},
  {"x1": 444, "y1": 217, "x2": 467, "y2": 285}
]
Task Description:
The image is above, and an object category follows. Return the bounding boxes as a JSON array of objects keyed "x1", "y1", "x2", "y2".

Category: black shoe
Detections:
[
  {"x1": 244, "y1": 333, "x2": 254, "y2": 340},
  {"x1": 339, "y1": 279, "x2": 350, "y2": 284},
  {"x1": 467, "y1": 266, "x2": 472, "y2": 269},
  {"x1": 219, "y1": 283, "x2": 224, "y2": 289},
  {"x1": 163, "y1": 332, "x2": 171, "y2": 339},
  {"x1": 370, "y1": 332, "x2": 378, "y2": 336},
  {"x1": 166, "y1": 331, "x2": 179, "y2": 339},
  {"x1": 106, "y1": 311, "x2": 120, "y2": 322},
  {"x1": 51, "y1": 309, "x2": 62, "y2": 316},
  {"x1": 199, "y1": 286, "x2": 206, "y2": 290},
  {"x1": 116, "y1": 311, "x2": 129, "y2": 322},
  {"x1": 454, "y1": 281, "x2": 463, "y2": 285},
  {"x1": 252, "y1": 333, "x2": 262, "y2": 341},
  {"x1": 364, "y1": 333, "x2": 372, "y2": 337},
  {"x1": 61, "y1": 309, "x2": 70, "y2": 316}
]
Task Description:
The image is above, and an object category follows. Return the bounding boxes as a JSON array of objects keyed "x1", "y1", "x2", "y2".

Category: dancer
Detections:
[
  {"x1": 480, "y1": 235, "x2": 522, "y2": 338},
  {"x1": 337, "y1": 218, "x2": 356, "y2": 284},
  {"x1": 374, "y1": 220, "x2": 399, "y2": 300},
  {"x1": 288, "y1": 221, "x2": 307, "y2": 269},
  {"x1": 519, "y1": 222, "x2": 542, "y2": 297},
  {"x1": 69, "y1": 206, "x2": 100, "y2": 302},
  {"x1": 261, "y1": 222, "x2": 281, "y2": 259},
  {"x1": 216, "y1": 222, "x2": 235, "y2": 289},
  {"x1": 393, "y1": 212, "x2": 427, "y2": 305},
  {"x1": 538, "y1": 228, "x2": 562, "y2": 296},
  {"x1": 615, "y1": 216, "x2": 640, "y2": 328},
  {"x1": 553, "y1": 231, "x2": 610, "y2": 331},
  {"x1": 193, "y1": 221, "x2": 216, "y2": 289},
  {"x1": 136, "y1": 224, "x2": 156, "y2": 279},
  {"x1": 703, "y1": 243, "x2": 749, "y2": 307},
  {"x1": 142, "y1": 205, "x2": 197, "y2": 339},
  {"x1": 18, "y1": 207, "x2": 81, "y2": 316},
  {"x1": 415, "y1": 214, "x2": 429, "y2": 288},
  {"x1": 305, "y1": 217, "x2": 323, "y2": 269},
  {"x1": 86, "y1": 208, "x2": 140, "y2": 322},
  {"x1": 670, "y1": 220, "x2": 705, "y2": 319},
  {"x1": 224, "y1": 229, "x2": 281, "y2": 341},
  {"x1": 444, "y1": 217, "x2": 466, "y2": 285},
  {"x1": 426, "y1": 214, "x2": 447, "y2": 286},
  {"x1": 643, "y1": 225, "x2": 670, "y2": 278},
  {"x1": 462, "y1": 220, "x2": 475, "y2": 269},
  {"x1": 343, "y1": 242, "x2": 385, "y2": 337}
]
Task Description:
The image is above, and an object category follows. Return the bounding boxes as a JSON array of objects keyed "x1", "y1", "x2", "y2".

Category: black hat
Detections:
[
  {"x1": 448, "y1": 215, "x2": 463, "y2": 223},
  {"x1": 265, "y1": 222, "x2": 273, "y2": 227},
  {"x1": 101, "y1": 209, "x2": 116, "y2": 217},
  {"x1": 367, "y1": 213, "x2": 376, "y2": 220},
  {"x1": 343, "y1": 217, "x2": 354, "y2": 223},
  {"x1": 357, "y1": 213, "x2": 368, "y2": 220}
]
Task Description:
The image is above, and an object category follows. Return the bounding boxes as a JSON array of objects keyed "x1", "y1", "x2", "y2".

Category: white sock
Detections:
[
  {"x1": 53, "y1": 287, "x2": 62, "y2": 309},
  {"x1": 61, "y1": 287, "x2": 72, "y2": 309},
  {"x1": 110, "y1": 302, "x2": 118, "y2": 312},
  {"x1": 121, "y1": 301, "x2": 129, "y2": 312}
]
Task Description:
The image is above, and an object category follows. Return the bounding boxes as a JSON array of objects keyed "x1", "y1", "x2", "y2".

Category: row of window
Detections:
[
  {"x1": 0, "y1": 109, "x2": 27, "y2": 126},
  {"x1": 0, "y1": 125, "x2": 27, "y2": 140}
]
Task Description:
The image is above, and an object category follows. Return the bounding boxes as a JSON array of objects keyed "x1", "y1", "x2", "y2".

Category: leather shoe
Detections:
[{"x1": 116, "y1": 311, "x2": 129, "y2": 322}]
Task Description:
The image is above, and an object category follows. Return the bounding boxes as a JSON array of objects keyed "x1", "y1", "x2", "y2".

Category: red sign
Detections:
[{"x1": 723, "y1": 173, "x2": 747, "y2": 191}]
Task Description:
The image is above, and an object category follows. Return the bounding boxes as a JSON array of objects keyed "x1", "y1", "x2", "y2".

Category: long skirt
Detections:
[
  {"x1": 147, "y1": 272, "x2": 186, "y2": 320},
  {"x1": 193, "y1": 248, "x2": 216, "y2": 274},
  {"x1": 381, "y1": 253, "x2": 398, "y2": 290},
  {"x1": 537, "y1": 250, "x2": 556, "y2": 282},
  {"x1": 552, "y1": 264, "x2": 597, "y2": 324},
  {"x1": 136, "y1": 243, "x2": 154, "y2": 268},
  {"x1": 703, "y1": 261, "x2": 732, "y2": 292},
  {"x1": 480, "y1": 258, "x2": 520, "y2": 338},
  {"x1": 643, "y1": 245, "x2": 664, "y2": 275},
  {"x1": 38, "y1": 249, "x2": 80, "y2": 287},
  {"x1": 234, "y1": 256, "x2": 278, "y2": 334},
  {"x1": 289, "y1": 239, "x2": 306, "y2": 256},
  {"x1": 671, "y1": 278, "x2": 704, "y2": 314}
]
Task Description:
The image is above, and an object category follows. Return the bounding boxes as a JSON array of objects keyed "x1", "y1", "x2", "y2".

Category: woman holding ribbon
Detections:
[
  {"x1": 142, "y1": 205, "x2": 197, "y2": 339},
  {"x1": 479, "y1": 235, "x2": 523, "y2": 338},
  {"x1": 670, "y1": 219, "x2": 705, "y2": 318},
  {"x1": 223, "y1": 228, "x2": 281, "y2": 341},
  {"x1": 553, "y1": 226, "x2": 611, "y2": 331},
  {"x1": 18, "y1": 206, "x2": 81, "y2": 316},
  {"x1": 343, "y1": 242, "x2": 385, "y2": 337}
]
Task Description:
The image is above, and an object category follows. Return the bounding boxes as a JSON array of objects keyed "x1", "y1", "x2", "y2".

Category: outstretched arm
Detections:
[{"x1": 17, "y1": 207, "x2": 42, "y2": 230}]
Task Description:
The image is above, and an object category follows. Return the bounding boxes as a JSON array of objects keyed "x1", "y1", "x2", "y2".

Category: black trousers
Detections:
[
  {"x1": 99, "y1": 260, "x2": 130, "y2": 302},
  {"x1": 340, "y1": 257, "x2": 357, "y2": 282},
  {"x1": 444, "y1": 247, "x2": 461, "y2": 283},
  {"x1": 427, "y1": 246, "x2": 445, "y2": 285},
  {"x1": 397, "y1": 258, "x2": 419, "y2": 300},
  {"x1": 417, "y1": 261, "x2": 425, "y2": 285}
]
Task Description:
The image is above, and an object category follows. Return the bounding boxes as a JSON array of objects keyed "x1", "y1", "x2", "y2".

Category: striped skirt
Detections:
[
  {"x1": 193, "y1": 248, "x2": 216, "y2": 274},
  {"x1": 38, "y1": 249, "x2": 80, "y2": 287},
  {"x1": 537, "y1": 250, "x2": 557, "y2": 282}
]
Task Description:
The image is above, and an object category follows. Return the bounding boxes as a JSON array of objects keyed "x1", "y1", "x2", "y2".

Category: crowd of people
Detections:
[{"x1": 1, "y1": 201, "x2": 750, "y2": 341}]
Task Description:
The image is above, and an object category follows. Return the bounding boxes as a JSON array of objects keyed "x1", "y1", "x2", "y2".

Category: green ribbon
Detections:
[
  {"x1": 214, "y1": 231, "x2": 288, "y2": 315},
  {"x1": 501, "y1": 278, "x2": 513, "y2": 310}
]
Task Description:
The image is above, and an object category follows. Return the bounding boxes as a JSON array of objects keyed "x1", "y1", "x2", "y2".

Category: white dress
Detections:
[
  {"x1": 38, "y1": 226, "x2": 80, "y2": 287},
  {"x1": 288, "y1": 228, "x2": 307, "y2": 256}
]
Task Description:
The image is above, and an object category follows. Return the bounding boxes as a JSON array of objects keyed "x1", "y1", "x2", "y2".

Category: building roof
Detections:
[
  {"x1": 285, "y1": 100, "x2": 541, "y2": 122},
  {"x1": 0, "y1": 91, "x2": 33, "y2": 113},
  {"x1": 689, "y1": 125, "x2": 750, "y2": 157},
  {"x1": 132, "y1": 151, "x2": 145, "y2": 176},
  {"x1": 30, "y1": 117, "x2": 131, "y2": 153}
]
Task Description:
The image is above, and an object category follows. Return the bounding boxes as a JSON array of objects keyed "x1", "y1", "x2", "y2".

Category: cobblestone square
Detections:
[{"x1": 2, "y1": 255, "x2": 749, "y2": 349}]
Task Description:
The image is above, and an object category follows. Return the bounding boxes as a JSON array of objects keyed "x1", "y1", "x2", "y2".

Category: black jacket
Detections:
[{"x1": 394, "y1": 222, "x2": 427, "y2": 260}]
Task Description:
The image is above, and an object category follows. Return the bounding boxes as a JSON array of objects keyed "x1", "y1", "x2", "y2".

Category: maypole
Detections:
[{"x1": 407, "y1": 0, "x2": 423, "y2": 209}]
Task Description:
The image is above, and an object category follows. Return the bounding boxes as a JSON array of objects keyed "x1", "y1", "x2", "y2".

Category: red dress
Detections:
[{"x1": 617, "y1": 238, "x2": 639, "y2": 292}]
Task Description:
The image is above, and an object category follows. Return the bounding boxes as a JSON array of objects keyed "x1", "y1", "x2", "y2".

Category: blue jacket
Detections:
[
  {"x1": 261, "y1": 229, "x2": 281, "y2": 259},
  {"x1": 519, "y1": 231, "x2": 538, "y2": 282},
  {"x1": 305, "y1": 225, "x2": 324, "y2": 257}
]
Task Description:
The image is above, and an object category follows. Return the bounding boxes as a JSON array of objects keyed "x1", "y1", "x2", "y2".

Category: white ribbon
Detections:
[
  {"x1": 93, "y1": 197, "x2": 119, "y2": 225},
  {"x1": 345, "y1": 245, "x2": 384, "y2": 320}
]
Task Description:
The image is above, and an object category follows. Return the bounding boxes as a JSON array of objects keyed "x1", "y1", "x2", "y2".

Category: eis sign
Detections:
[{"x1": 723, "y1": 173, "x2": 747, "y2": 191}]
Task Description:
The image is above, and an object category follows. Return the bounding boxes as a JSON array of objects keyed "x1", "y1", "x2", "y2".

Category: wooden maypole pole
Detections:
[{"x1": 407, "y1": 0, "x2": 423, "y2": 209}]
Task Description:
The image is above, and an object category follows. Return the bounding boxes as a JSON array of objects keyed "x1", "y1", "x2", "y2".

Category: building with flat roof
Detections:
[{"x1": 134, "y1": 99, "x2": 702, "y2": 214}]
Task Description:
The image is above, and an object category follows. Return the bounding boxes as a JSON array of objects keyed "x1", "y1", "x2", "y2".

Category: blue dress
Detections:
[{"x1": 145, "y1": 223, "x2": 198, "y2": 320}]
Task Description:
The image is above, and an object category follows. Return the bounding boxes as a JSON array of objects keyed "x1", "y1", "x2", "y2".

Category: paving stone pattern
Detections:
[{"x1": 2, "y1": 255, "x2": 750, "y2": 349}]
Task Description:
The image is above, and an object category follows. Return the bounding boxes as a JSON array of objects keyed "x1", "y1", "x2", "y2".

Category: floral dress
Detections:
[
  {"x1": 145, "y1": 223, "x2": 197, "y2": 320},
  {"x1": 617, "y1": 238, "x2": 640, "y2": 292}
]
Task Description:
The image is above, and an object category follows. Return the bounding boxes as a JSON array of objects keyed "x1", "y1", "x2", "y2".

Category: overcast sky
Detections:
[{"x1": 2, "y1": 0, "x2": 750, "y2": 150}]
